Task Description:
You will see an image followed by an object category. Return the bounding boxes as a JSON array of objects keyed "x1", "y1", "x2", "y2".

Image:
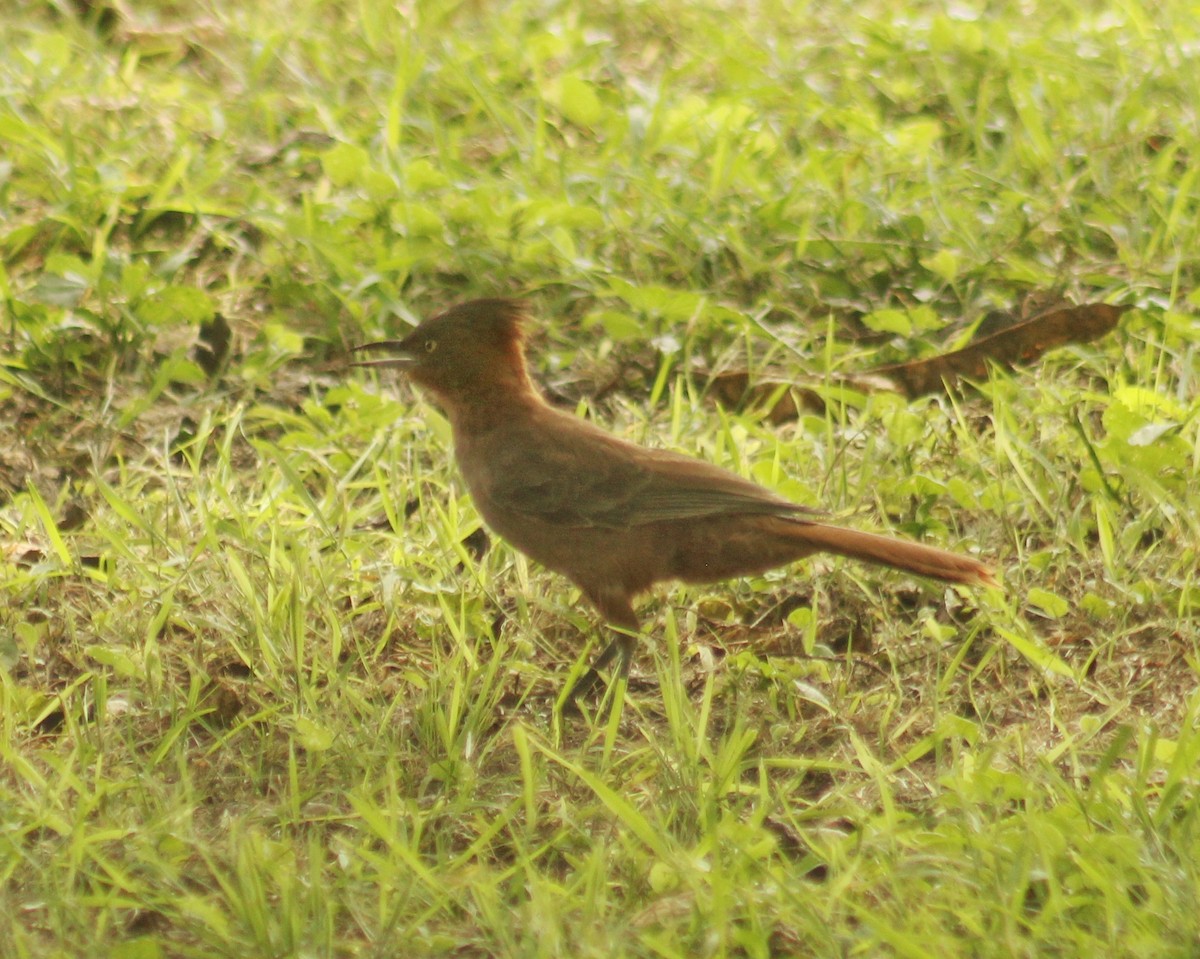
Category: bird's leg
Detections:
[
  {"x1": 560, "y1": 588, "x2": 641, "y2": 714},
  {"x1": 561, "y1": 628, "x2": 638, "y2": 712}
]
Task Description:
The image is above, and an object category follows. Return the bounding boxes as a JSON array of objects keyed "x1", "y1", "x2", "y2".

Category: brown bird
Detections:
[{"x1": 355, "y1": 298, "x2": 996, "y2": 708}]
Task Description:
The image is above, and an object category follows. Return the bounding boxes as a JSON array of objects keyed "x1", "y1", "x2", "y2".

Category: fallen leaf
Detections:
[
  {"x1": 863, "y1": 302, "x2": 1130, "y2": 397},
  {"x1": 707, "y1": 370, "x2": 824, "y2": 423}
]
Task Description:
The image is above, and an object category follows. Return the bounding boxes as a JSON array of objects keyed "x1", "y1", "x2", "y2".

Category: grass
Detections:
[{"x1": 2, "y1": 0, "x2": 1199, "y2": 955}]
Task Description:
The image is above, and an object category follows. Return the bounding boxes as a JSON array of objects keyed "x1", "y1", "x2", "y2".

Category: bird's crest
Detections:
[{"x1": 430, "y1": 298, "x2": 531, "y2": 346}]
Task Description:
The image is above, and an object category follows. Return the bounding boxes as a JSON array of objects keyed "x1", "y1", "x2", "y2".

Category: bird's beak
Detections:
[{"x1": 349, "y1": 340, "x2": 419, "y2": 369}]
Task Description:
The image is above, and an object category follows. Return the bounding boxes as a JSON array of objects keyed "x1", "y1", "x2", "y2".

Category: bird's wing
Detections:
[
  {"x1": 618, "y1": 449, "x2": 819, "y2": 524},
  {"x1": 481, "y1": 416, "x2": 818, "y2": 529}
]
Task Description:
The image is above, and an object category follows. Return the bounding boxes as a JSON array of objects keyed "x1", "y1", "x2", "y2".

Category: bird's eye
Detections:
[{"x1": 424, "y1": 338, "x2": 437, "y2": 353}]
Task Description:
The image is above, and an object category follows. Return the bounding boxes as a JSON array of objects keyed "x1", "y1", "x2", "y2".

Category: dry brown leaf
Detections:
[
  {"x1": 707, "y1": 370, "x2": 825, "y2": 423},
  {"x1": 863, "y1": 302, "x2": 1130, "y2": 397}
]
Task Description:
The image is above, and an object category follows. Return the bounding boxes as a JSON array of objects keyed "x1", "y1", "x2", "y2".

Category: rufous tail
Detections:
[{"x1": 798, "y1": 524, "x2": 997, "y2": 587}]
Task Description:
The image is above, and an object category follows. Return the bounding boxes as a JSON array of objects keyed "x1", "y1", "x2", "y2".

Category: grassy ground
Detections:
[{"x1": 2, "y1": 0, "x2": 1199, "y2": 955}]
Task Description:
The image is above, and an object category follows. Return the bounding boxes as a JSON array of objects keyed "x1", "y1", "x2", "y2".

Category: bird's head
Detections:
[{"x1": 352, "y1": 298, "x2": 533, "y2": 407}]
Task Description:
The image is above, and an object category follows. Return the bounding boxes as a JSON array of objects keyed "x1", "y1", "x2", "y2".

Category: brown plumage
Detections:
[{"x1": 355, "y1": 298, "x2": 996, "y2": 706}]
